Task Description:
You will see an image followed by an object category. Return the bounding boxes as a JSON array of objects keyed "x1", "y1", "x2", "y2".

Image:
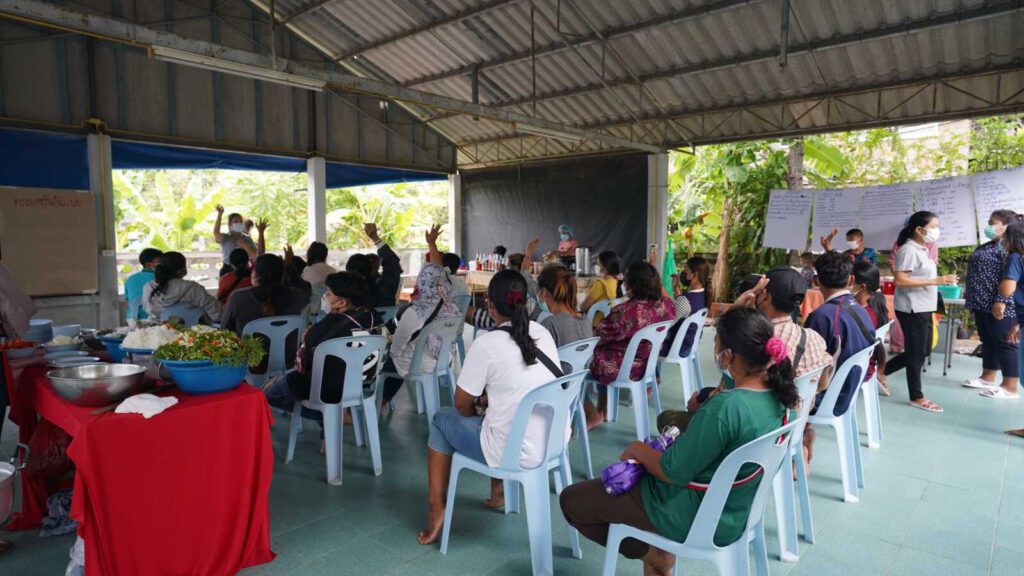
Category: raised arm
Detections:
[
  {"x1": 213, "y1": 204, "x2": 226, "y2": 243},
  {"x1": 255, "y1": 218, "x2": 269, "y2": 256},
  {"x1": 425, "y1": 224, "x2": 443, "y2": 268},
  {"x1": 522, "y1": 237, "x2": 540, "y2": 274},
  {"x1": 819, "y1": 227, "x2": 838, "y2": 252}
]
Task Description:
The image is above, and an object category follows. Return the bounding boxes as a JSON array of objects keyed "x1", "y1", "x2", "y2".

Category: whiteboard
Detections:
[
  {"x1": 913, "y1": 176, "x2": 976, "y2": 247},
  {"x1": 811, "y1": 188, "x2": 863, "y2": 252},
  {"x1": 860, "y1": 184, "x2": 915, "y2": 250},
  {"x1": 763, "y1": 189, "x2": 812, "y2": 250},
  {"x1": 973, "y1": 166, "x2": 1024, "y2": 243}
]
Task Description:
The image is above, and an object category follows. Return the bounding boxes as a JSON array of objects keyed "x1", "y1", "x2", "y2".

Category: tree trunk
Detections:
[
  {"x1": 787, "y1": 139, "x2": 805, "y2": 266},
  {"x1": 712, "y1": 198, "x2": 732, "y2": 304}
]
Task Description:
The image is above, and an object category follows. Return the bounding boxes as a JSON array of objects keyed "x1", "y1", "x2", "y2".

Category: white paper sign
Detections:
[
  {"x1": 811, "y1": 188, "x2": 864, "y2": 252},
  {"x1": 973, "y1": 166, "x2": 1024, "y2": 242},
  {"x1": 913, "y1": 176, "x2": 977, "y2": 247},
  {"x1": 763, "y1": 189, "x2": 812, "y2": 250},
  {"x1": 860, "y1": 183, "x2": 916, "y2": 250}
]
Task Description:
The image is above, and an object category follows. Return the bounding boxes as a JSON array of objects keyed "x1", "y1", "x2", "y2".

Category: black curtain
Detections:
[{"x1": 461, "y1": 153, "x2": 649, "y2": 266}]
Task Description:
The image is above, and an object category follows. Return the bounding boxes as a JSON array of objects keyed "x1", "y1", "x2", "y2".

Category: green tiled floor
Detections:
[{"x1": 3, "y1": 330, "x2": 1023, "y2": 575}]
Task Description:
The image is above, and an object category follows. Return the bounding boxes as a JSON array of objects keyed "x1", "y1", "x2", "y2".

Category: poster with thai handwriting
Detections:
[
  {"x1": 860, "y1": 184, "x2": 916, "y2": 250},
  {"x1": 811, "y1": 188, "x2": 863, "y2": 252},
  {"x1": 973, "y1": 166, "x2": 1024, "y2": 243},
  {"x1": 913, "y1": 176, "x2": 976, "y2": 247},
  {"x1": 763, "y1": 189, "x2": 812, "y2": 250}
]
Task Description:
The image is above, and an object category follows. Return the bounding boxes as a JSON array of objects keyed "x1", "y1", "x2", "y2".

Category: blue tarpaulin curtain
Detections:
[{"x1": 0, "y1": 128, "x2": 90, "y2": 190}]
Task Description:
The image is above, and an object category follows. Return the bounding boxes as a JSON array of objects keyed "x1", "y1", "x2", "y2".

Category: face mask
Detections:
[
  {"x1": 560, "y1": 234, "x2": 570, "y2": 241},
  {"x1": 716, "y1": 350, "x2": 734, "y2": 388},
  {"x1": 847, "y1": 239, "x2": 860, "y2": 250},
  {"x1": 231, "y1": 223, "x2": 245, "y2": 234},
  {"x1": 594, "y1": 265, "x2": 603, "y2": 276},
  {"x1": 320, "y1": 294, "x2": 333, "y2": 315},
  {"x1": 984, "y1": 224, "x2": 1005, "y2": 240},
  {"x1": 924, "y1": 227, "x2": 941, "y2": 243},
  {"x1": 538, "y1": 301, "x2": 550, "y2": 313}
]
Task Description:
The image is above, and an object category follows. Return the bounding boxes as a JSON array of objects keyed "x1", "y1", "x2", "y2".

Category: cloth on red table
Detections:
[{"x1": 6, "y1": 365, "x2": 276, "y2": 576}]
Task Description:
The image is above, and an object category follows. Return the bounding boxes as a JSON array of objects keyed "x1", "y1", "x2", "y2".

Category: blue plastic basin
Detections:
[{"x1": 165, "y1": 363, "x2": 246, "y2": 395}]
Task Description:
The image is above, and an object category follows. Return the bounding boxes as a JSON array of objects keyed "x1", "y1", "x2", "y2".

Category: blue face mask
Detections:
[
  {"x1": 560, "y1": 233, "x2": 570, "y2": 241},
  {"x1": 716, "y1": 350, "x2": 735, "y2": 389},
  {"x1": 984, "y1": 224, "x2": 1003, "y2": 240},
  {"x1": 538, "y1": 300, "x2": 550, "y2": 313}
]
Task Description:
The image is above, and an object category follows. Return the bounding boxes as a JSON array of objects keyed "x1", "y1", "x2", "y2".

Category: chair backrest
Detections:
[
  {"x1": 586, "y1": 297, "x2": 625, "y2": 324},
  {"x1": 874, "y1": 320, "x2": 894, "y2": 346},
  {"x1": 499, "y1": 370, "x2": 587, "y2": 471},
  {"x1": 614, "y1": 319, "x2": 676, "y2": 383},
  {"x1": 794, "y1": 364, "x2": 829, "y2": 423},
  {"x1": 160, "y1": 304, "x2": 205, "y2": 328},
  {"x1": 374, "y1": 306, "x2": 399, "y2": 324},
  {"x1": 535, "y1": 311, "x2": 553, "y2": 324},
  {"x1": 455, "y1": 294, "x2": 472, "y2": 316},
  {"x1": 663, "y1": 308, "x2": 709, "y2": 361},
  {"x1": 126, "y1": 297, "x2": 144, "y2": 321},
  {"x1": 813, "y1": 343, "x2": 876, "y2": 417},
  {"x1": 684, "y1": 419, "x2": 801, "y2": 551},
  {"x1": 242, "y1": 315, "x2": 304, "y2": 375},
  {"x1": 307, "y1": 335, "x2": 389, "y2": 406},
  {"x1": 409, "y1": 316, "x2": 463, "y2": 376},
  {"x1": 557, "y1": 337, "x2": 601, "y2": 373}
]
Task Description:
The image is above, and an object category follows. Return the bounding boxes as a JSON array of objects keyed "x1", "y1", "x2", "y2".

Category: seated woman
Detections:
[
  {"x1": 579, "y1": 250, "x2": 624, "y2": 325},
  {"x1": 587, "y1": 261, "x2": 675, "y2": 427},
  {"x1": 417, "y1": 270, "x2": 563, "y2": 545},
  {"x1": 262, "y1": 271, "x2": 383, "y2": 414},
  {"x1": 538, "y1": 265, "x2": 592, "y2": 347},
  {"x1": 142, "y1": 251, "x2": 222, "y2": 323},
  {"x1": 380, "y1": 225, "x2": 461, "y2": 408},
  {"x1": 560, "y1": 307, "x2": 799, "y2": 576},
  {"x1": 853, "y1": 261, "x2": 892, "y2": 396},
  {"x1": 221, "y1": 253, "x2": 309, "y2": 335},
  {"x1": 217, "y1": 248, "x2": 253, "y2": 305}
]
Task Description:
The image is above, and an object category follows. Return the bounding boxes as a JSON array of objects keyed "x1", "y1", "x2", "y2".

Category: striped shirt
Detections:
[{"x1": 770, "y1": 316, "x2": 831, "y2": 377}]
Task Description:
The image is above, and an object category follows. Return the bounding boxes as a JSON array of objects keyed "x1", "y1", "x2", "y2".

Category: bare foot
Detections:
[
  {"x1": 484, "y1": 479, "x2": 505, "y2": 509},
  {"x1": 641, "y1": 546, "x2": 675, "y2": 576},
  {"x1": 584, "y1": 401, "x2": 605, "y2": 430},
  {"x1": 417, "y1": 506, "x2": 445, "y2": 545}
]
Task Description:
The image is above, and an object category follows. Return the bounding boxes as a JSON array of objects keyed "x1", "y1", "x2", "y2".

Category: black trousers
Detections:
[
  {"x1": 886, "y1": 311, "x2": 933, "y2": 401},
  {"x1": 974, "y1": 310, "x2": 1020, "y2": 378},
  {"x1": 380, "y1": 357, "x2": 404, "y2": 404}
]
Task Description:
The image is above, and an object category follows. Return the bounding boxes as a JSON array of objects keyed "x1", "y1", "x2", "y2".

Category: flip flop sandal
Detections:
[
  {"x1": 981, "y1": 387, "x2": 1020, "y2": 399},
  {"x1": 963, "y1": 378, "x2": 999, "y2": 389},
  {"x1": 878, "y1": 381, "x2": 892, "y2": 397},
  {"x1": 910, "y1": 400, "x2": 944, "y2": 413},
  {"x1": 1005, "y1": 429, "x2": 1024, "y2": 438}
]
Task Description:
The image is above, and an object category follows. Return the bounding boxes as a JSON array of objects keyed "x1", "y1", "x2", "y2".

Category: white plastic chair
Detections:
[
  {"x1": 535, "y1": 311, "x2": 553, "y2": 324},
  {"x1": 440, "y1": 370, "x2": 587, "y2": 575},
  {"x1": 659, "y1": 308, "x2": 709, "y2": 401},
  {"x1": 602, "y1": 419, "x2": 802, "y2": 576},
  {"x1": 771, "y1": 364, "x2": 829, "y2": 563},
  {"x1": 861, "y1": 320, "x2": 894, "y2": 449},
  {"x1": 453, "y1": 294, "x2": 472, "y2": 363},
  {"x1": 286, "y1": 335, "x2": 387, "y2": 486},
  {"x1": 378, "y1": 316, "x2": 462, "y2": 420},
  {"x1": 374, "y1": 306, "x2": 399, "y2": 325},
  {"x1": 557, "y1": 337, "x2": 600, "y2": 479},
  {"x1": 808, "y1": 344, "x2": 875, "y2": 503},
  {"x1": 603, "y1": 320, "x2": 676, "y2": 441},
  {"x1": 160, "y1": 304, "x2": 205, "y2": 327},
  {"x1": 585, "y1": 297, "x2": 625, "y2": 324},
  {"x1": 242, "y1": 315, "x2": 304, "y2": 388}
]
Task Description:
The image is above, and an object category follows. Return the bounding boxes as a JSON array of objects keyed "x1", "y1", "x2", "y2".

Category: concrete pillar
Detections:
[
  {"x1": 647, "y1": 153, "x2": 669, "y2": 274},
  {"x1": 88, "y1": 133, "x2": 119, "y2": 329},
  {"x1": 307, "y1": 157, "x2": 327, "y2": 243},
  {"x1": 448, "y1": 172, "x2": 463, "y2": 257}
]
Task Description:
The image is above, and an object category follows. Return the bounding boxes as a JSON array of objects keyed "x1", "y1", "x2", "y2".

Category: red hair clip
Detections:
[{"x1": 505, "y1": 291, "x2": 526, "y2": 306}]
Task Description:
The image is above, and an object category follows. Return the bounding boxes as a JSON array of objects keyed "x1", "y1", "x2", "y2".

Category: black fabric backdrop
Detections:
[{"x1": 461, "y1": 153, "x2": 648, "y2": 266}]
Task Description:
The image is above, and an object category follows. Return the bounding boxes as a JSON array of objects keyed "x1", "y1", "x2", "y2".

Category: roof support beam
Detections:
[
  {"x1": 0, "y1": 0, "x2": 663, "y2": 154},
  {"x1": 430, "y1": 0, "x2": 1023, "y2": 115},
  {"x1": 405, "y1": 0, "x2": 759, "y2": 87},
  {"x1": 334, "y1": 0, "x2": 518, "y2": 61},
  {"x1": 281, "y1": 0, "x2": 334, "y2": 24}
]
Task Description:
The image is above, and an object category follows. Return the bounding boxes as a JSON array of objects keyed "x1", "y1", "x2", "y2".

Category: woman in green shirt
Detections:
[{"x1": 560, "y1": 307, "x2": 799, "y2": 575}]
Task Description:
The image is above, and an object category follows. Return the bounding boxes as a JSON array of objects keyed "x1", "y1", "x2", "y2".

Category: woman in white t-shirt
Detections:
[{"x1": 417, "y1": 270, "x2": 562, "y2": 545}]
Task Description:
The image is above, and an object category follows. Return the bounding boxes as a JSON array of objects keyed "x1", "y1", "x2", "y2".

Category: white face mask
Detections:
[
  {"x1": 320, "y1": 293, "x2": 333, "y2": 314},
  {"x1": 846, "y1": 239, "x2": 860, "y2": 250},
  {"x1": 230, "y1": 223, "x2": 245, "y2": 234},
  {"x1": 924, "y1": 227, "x2": 941, "y2": 243}
]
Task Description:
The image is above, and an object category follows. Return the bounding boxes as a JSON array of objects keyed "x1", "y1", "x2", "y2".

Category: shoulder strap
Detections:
[
  {"x1": 495, "y1": 326, "x2": 564, "y2": 378},
  {"x1": 839, "y1": 297, "x2": 874, "y2": 342},
  {"x1": 793, "y1": 327, "x2": 807, "y2": 370},
  {"x1": 408, "y1": 299, "x2": 446, "y2": 344}
]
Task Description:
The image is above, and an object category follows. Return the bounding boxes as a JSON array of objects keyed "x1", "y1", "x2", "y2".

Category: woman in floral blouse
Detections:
[{"x1": 586, "y1": 261, "x2": 675, "y2": 428}]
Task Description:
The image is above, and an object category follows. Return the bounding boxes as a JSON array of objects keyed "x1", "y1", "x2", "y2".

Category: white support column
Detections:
[
  {"x1": 449, "y1": 172, "x2": 463, "y2": 256},
  {"x1": 307, "y1": 156, "x2": 327, "y2": 243},
  {"x1": 88, "y1": 133, "x2": 119, "y2": 329},
  {"x1": 647, "y1": 153, "x2": 669, "y2": 274}
]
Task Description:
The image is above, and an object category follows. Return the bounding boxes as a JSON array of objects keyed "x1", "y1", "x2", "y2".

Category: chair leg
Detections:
[
  {"x1": 874, "y1": 377, "x2": 885, "y2": 440},
  {"x1": 504, "y1": 480, "x2": 521, "y2": 515},
  {"x1": 680, "y1": 361, "x2": 693, "y2": 404},
  {"x1": 833, "y1": 418, "x2": 858, "y2": 503},
  {"x1": 423, "y1": 375, "x2": 441, "y2": 423},
  {"x1": 574, "y1": 401, "x2": 594, "y2": 480},
  {"x1": 412, "y1": 377, "x2": 425, "y2": 414},
  {"x1": 752, "y1": 520, "x2": 770, "y2": 576},
  {"x1": 772, "y1": 466, "x2": 800, "y2": 562},
  {"x1": 607, "y1": 386, "x2": 619, "y2": 423},
  {"x1": 362, "y1": 399, "x2": 383, "y2": 476},
  {"x1": 693, "y1": 354, "x2": 705, "y2": 390},
  {"x1": 862, "y1": 381, "x2": 881, "y2": 449},
  {"x1": 351, "y1": 406, "x2": 366, "y2": 448},
  {"x1": 795, "y1": 444, "x2": 815, "y2": 543},
  {"x1": 439, "y1": 461, "x2": 464, "y2": 555},
  {"x1": 850, "y1": 409, "x2": 865, "y2": 489},
  {"x1": 286, "y1": 402, "x2": 302, "y2": 463},
  {"x1": 555, "y1": 455, "x2": 583, "y2": 560},
  {"x1": 601, "y1": 526, "x2": 625, "y2": 576},
  {"x1": 650, "y1": 377, "x2": 663, "y2": 422},
  {"x1": 324, "y1": 405, "x2": 343, "y2": 486},
  {"x1": 522, "y1": 473, "x2": 554, "y2": 576},
  {"x1": 631, "y1": 383, "x2": 651, "y2": 441}
]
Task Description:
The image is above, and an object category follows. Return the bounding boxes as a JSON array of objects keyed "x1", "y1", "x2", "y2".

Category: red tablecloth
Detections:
[{"x1": 4, "y1": 364, "x2": 275, "y2": 576}]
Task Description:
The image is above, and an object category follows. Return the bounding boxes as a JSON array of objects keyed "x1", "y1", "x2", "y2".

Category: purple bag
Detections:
[{"x1": 601, "y1": 426, "x2": 681, "y2": 495}]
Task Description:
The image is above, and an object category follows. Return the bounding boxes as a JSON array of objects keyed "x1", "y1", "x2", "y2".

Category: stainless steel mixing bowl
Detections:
[{"x1": 47, "y1": 363, "x2": 148, "y2": 407}]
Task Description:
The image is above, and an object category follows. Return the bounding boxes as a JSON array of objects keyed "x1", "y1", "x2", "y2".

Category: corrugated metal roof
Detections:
[{"x1": 263, "y1": 0, "x2": 1024, "y2": 166}]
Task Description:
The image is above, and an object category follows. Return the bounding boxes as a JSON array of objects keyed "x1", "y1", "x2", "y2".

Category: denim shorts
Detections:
[{"x1": 428, "y1": 407, "x2": 486, "y2": 464}]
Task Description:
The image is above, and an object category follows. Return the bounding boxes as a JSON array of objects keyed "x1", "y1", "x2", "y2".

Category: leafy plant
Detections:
[{"x1": 155, "y1": 327, "x2": 266, "y2": 367}]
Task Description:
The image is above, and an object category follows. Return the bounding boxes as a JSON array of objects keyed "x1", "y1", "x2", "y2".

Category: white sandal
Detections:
[
  {"x1": 963, "y1": 378, "x2": 998, "y2": 389},
  {"x1": 980, "y1": 387, "x2": 1020, "y2": 399}
]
